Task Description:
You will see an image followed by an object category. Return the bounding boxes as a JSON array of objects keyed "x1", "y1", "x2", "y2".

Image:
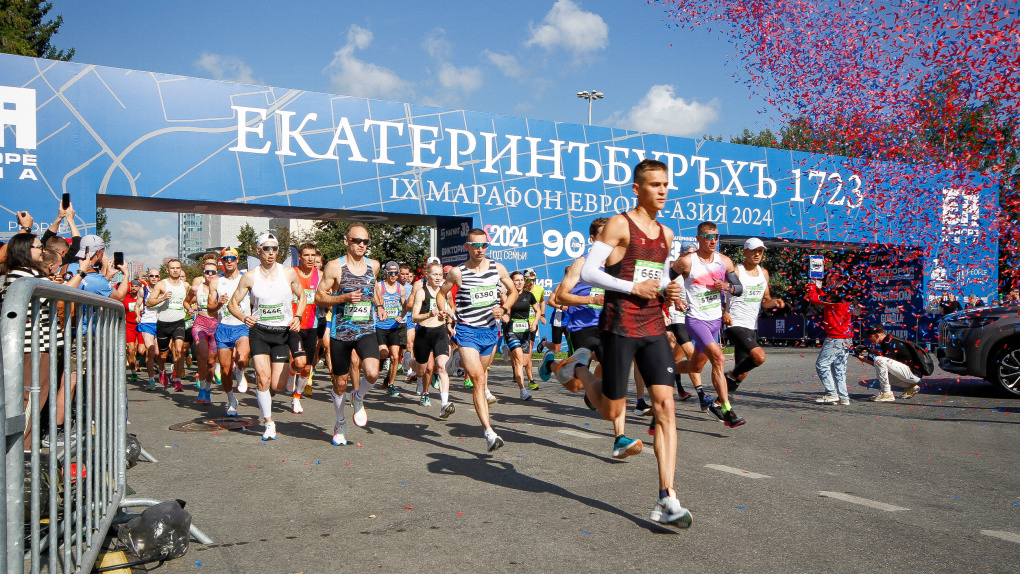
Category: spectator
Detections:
[
  {"x1": 856, "y1": 325, "x2": 924, "y2": 402},
  {"x1": 805, "y1": 270, "x2": 856, "y2": 405},
  {"x1": 40, "y1": 202, "x2": 82, "y2": 267},
  {"x1": 938, "y1": 293, "x2": 962, "y2": 314},
  {"x1": 966, "y1": 294, "x2": 985, "y2": 308},
  {"x1": 74, "y1": 235, "x2": 129, "y2": 302},
  {"x1": 1004, "y1": 289, "x2": 1020, "y2": 307}
]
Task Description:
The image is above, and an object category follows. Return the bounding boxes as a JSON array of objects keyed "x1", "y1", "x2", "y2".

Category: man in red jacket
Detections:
[{"x1": 805, "y1": 271, "x2": 855, "y2": 405}]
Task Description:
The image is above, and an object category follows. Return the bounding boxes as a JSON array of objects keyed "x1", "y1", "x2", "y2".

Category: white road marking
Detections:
[
  {"x1": 705, "y1": 464, "x2": 771, "y2": 479},
  {"x1": 981, "y1": 530, "x2": 1020, "y2": 544},
  {"x1": 819, "y1": 491, "x2": 909, "y2": 512},
  {"x1": 559, "y1": 430, "x2": 600, "y2": 439}
]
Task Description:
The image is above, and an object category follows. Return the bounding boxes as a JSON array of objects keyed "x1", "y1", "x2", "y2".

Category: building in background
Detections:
[
  {"x1": 178, "y1": 213, "x2": 203, "y2": 260},
  {"x1": 128, "y1": 261, "x2": 144, "y2": 281},
  {"x1": 202, "y1": 214, "x2": 271, "y2": 253}
]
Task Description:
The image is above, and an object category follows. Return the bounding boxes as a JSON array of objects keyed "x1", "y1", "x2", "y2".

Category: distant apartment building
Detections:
[{"x1": 178, "y1": 213, "x2": 203, "y2": 260}]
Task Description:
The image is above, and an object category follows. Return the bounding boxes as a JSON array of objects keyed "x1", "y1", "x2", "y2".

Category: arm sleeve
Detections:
[
  {"x1": 659, "y1": 256, "x2": 675, "y2": 291},
  {"x1": 725, "y1": 270, "x2": 743, "y2": 297},
  {"x1": 579, "y1": 241, "x2": 634, "y2": 295}
]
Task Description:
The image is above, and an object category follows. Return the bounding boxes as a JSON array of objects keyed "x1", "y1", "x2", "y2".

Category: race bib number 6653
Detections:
[{"x1": 633, "y1": 260, "x2": 664, "y2": 282}]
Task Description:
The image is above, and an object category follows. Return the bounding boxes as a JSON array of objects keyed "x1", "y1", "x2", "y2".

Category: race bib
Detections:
[
  {"x1": 384, "y1": 305, "x2": 400, "y2": 318},
  {"x1": 343, "y1": 301, "x2": 372, "y2": 322},
  {"x1": 259, "y1": 302, "x2": 286, "y2": 322},
  {"x1": 469, "y1": 285, "x2": 498, "y2": 308},
  {"x1": 633, "y1": 259, "x2": 664, "y2": 282},
  {"x1": 304, "y1": 288, "x2": 316, "y2": 304},
  {"x1": 197, "y1": 294, "x2": 208, "y2": 311},
  {"x1": 743, "y1": 285, "x2": 765, "y2": 303},
  {"x1": 168, "y1": 295, "x2": 184, "y2": 311},
  {"x1": 692, "y1": 291, "x2": 721, "y2": 311},
  {"x1": 512, "y1": 319, "x2": 529, "y2": 333},
  {"x1": 588, "y1": 287, "x2": 604, "y2": 310}
]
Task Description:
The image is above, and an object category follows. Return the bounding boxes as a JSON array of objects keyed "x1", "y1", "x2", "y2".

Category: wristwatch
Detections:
[{"x1": 77, "y1": 270, "x2": 88, "y2": 278}]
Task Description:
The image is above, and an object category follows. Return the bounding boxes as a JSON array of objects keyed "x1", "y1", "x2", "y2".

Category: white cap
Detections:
[
  {"x1": 256, "y1": 232, "x2": 278, "y2": 246},
  {"x1": 426, "y1": 256, "x2": 440, "y2": 265},
  {"x1": 75, "y1": 234, "x2": 106, "y2": 259},
  {"x1": 744, "y1": 237, "x2": 766, "y2": 250}
]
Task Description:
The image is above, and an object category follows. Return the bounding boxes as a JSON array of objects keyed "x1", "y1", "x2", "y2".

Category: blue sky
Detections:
[{"x1": 51, "y1": 0, "x2": 776, "y2": 267}]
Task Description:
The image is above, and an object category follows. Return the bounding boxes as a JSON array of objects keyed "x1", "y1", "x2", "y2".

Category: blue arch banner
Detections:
[{"x1": 0, "y1": 53, "x2": 998, "y2": 316}]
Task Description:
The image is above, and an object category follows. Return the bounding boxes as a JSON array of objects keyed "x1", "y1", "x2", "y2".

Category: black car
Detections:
[{"x1": 937, "y1": 305, "x2": 1020, "y2": 396}]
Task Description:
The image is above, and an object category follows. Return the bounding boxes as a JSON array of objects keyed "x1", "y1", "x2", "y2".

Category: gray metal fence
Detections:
[{"x1": 1, "y1": 277, "x2": 127, "y2": 573}]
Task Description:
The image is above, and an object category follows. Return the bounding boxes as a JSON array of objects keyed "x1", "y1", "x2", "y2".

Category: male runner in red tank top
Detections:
[{"x1": 579, "y1": 158, "x2": 692, "y2": 528}]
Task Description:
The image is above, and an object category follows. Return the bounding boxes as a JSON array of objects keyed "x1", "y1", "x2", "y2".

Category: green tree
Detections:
[
  {"x1": 95, "y1": 206, "x2": 112, "y2": 244},
  {"x1": 0, "y1": 0, "x2": 73, "y2": 60},
  {"x1": 236, "y1": 223, "x2": 257, "y2": 261},
  {"x1": 730, "y1": 128, "x2": 778, "y2": 148},
  {"x1": 308, "y1": 221, "x2": 430, "y2": 275}
]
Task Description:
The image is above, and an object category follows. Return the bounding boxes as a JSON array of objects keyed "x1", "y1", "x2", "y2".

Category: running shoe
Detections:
[
  {"x1": 500, "y1": 345, "x2": 510, "y2": 363},
  {"x1": 146, "y1": 377, "x2": 157, "y2": 391},
  {"x1": 292, "y1": 397, "x2": 304, "y2": 414},
  {"x1": 401, "y1": 351, "x2": 413, "y2": 374},
  {"x1": 464, "y1": 377, "x2": 473, "y2": 389},
  {"x1": 900, "y1": 384, "x2": 921, "y2": 399},
  {"x1": 527, "y1": 380, "x2": 539, "y2": 391},
  {"x1": 304, "y1": 379, "x2": 313, "y2": 397},
  {"x1": 838, "y1": 397, "x2": 851, "y2": 406},
  {"x1": 262, "y1": 421, "x2": 277, "y2": 441},
  {"x1": 352, "y1": 392, "x2": 368, "y2": 427},
  {"x1": 447, "y1": 350, "x2": 461, "y2": 377},
  {"x1": 485, "y1": 389, "x2": 497, "y2": 405},
  {"x1": 677, "y1": 389, "x2": 692, "y2": 401},
  {"x1": 707, "y1": 403, "x2": 725, "y2": 422},
  {"x1": 332, "y1": 421, "x2": 347, "y2": 446},
  {"x1": 612, "y1": 435, "x2": 643, "y2": 459},
  {"x1": 648, "y1": 416, "x2": 656, "y2": 436},
  {"x1": 285, "y1": 374, "x2": 296, "y2": 394},
  {"x1": 234, "y1": 367, "x2": 248, "y2": 393},
  {"x1": 486, "y1": 433, "x2": 505, "y2": 452},
  {"x1": 196, "y1": 389, "x2": 208, "y2": 404},
  {"x1": 554, "y1": 348, "x2": 591, "y2": 386},
  {"x1": 633, "y1": 399, "x2": 652, "y2": 416},
  {"x1": 440, "y1": 402, "x2": 456, "y2": 419},
  {"x1": 159, "y1": 371, "x2": 169, "y2": 387},
  {"x1": 698, "y1": 394, "x2": 715, "y2": 412},
  {"x1": 520, "y1": 389, "x2": 533, "y2": 401},
  {"x1": 815, "y1": 394, "x2": 839, "y2": 404},
  {"x1": 386, "y1": 384, "x2": 402, "y2": 397},
  {"x1": 539, "y1": 350, "x2": 556, "y2": 382},
  {"x1": 415, "y1": 379, "x2": 424, "y2": 396},
  {"x1": 722, "y1": 409, "x2": 746, "y2": 428},
  {"x1": 649, "y1": 494, "x2": 693, "y2": 528},
  {"x1": 431, "y1": 374, "x2": 440, "y2": 390},
  {"x1": 213, "y1": 368, "x2": 222, "y2": 386},
  {"x1": 871, "y1": 391, "x2": 895, "y2": 402},
  {"x1": 725, "y1": 371, "x2": 741, "y2": 393},
  {"x1": 420, "y1": 393, "x2": 431, "y2": 407},
  {"x1": 173, "y1": 379, "x2": 184, "y2": 392},
  {"x1": 226, "y1": 394, "x2": 239, "y2": 417},
  {"x1": 582, "y1": 394, "x2": 596, "y2": 411},
  {"x1": 128, "y1": 371, "x2": 138, "y2": 381}
]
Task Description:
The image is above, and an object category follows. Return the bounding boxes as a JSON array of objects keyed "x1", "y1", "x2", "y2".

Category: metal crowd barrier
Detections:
[{"x1": 1, "y1": 277, "x2": 127, "y2": 573}]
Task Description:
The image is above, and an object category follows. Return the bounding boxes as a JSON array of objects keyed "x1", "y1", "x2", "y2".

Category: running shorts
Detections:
[
  {"x1": 215, "y1": 323, "x2": 250, "y2": 350},
  {"x1": 667, "y1": 322, "x2": 692, "y2": 346},
  {"x1": 249, "y1": 324, "x2": 292, "y2": 363},
  {"x1": 156, "y1": 319, "x2": 187, "y2": 352},
  {"x1": 452, "y1": 323, "x2": 500, "y2": 356},
  {"x1": 329, "y1": 334, "x2": 380, "y2": 376},
  {"x1": 376, "y1": 325, "x2": 407, "y2": 348},
  {"x1": 291, "y1": 328, "x2": 317, "y2": 359},
  {"x1": 550, "y1": 325, "x2": 565, "y2": 346},
  {"x1": 599, "y1": 331, "x2": 675, "y2": 401},
  {"x1": 726, "y1": 326, "x2": 760, "y2": 367},
  {"x1": 566, "y1": 325, "x2": 602, "y2": 362},
  {"x1": 137, "y1": 322, "x2": 157, "y2": 337},
  {"x1": 685, "y1": 316, "x2": 722, "y2": 354},
  {"x1": 412, "y1": 325, "x2": 451, "y2": 364},
  {"x1": 192, "y1": 314, "x2": 219, "y2": 347}
]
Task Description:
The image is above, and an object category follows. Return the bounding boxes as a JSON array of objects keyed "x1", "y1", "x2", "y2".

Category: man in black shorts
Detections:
[
  {"x1": 147, "y1": 258, "x2": 189, "y2": 391},
  {"x1": 375, "y1": 260, "x2": 408, "y2": 396}
]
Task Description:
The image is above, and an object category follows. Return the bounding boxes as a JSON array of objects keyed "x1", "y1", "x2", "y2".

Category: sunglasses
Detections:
[
  {"x1": 466, "y1": 242, "x2": 489, "y2": 249},
  {"x1": 260, "y1": 245, "x2": 279, "y2": 252},
  {"x1": 222, "y1": 256, "x2": 237, "y2": 262},
  {"x1": 387, "y1": 271, "x2": 399, "y2": 275},
  {"x1": 148, "y1": 274, "x2": 160, "y2": 278},
  {"x1": 31, "y1": 243, "x2": 43, "y2": 249},
  {"x1": 203, "y1": 269, "x2": 218, "y2": 275},
  {"x1": 348, "y1": 238, "x2": 370, "y2": 246},
  {"x1": 698, "y1": 233, "x2": 720, "y2": 240}
]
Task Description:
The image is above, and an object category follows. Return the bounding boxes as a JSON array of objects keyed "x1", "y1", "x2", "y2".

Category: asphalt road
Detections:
[{"x1": 120, "y1": 348, "x2": 1020, "y2": 573}]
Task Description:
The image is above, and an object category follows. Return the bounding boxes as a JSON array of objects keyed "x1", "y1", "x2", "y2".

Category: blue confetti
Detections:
[
  {"x1": 195, "y1": 561, "x2": 203, "y2": 566},
  {"x1": 953, "y1": 496, "x2": 963, "y2": 499},
  {"x1": 581, "y1": 531, "x2": 592, "y2": 534},
  {"x1": 584, "y1": 423, "x2": 590, "y2": 426},
  {"x1": 736, "y1": 506, "x2": 745, "y2": 509}
]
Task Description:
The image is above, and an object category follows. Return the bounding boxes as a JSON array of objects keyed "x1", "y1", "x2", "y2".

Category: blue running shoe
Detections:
[
  {"x1": 539, "y1": 350, "x2": 556, "y2": 382},
  {"x1": 612, "y1": 435, "x2": 643, "y2": 459},
  {"x1": 699, "y1": 394, "x2": 715, "y2": 412}
]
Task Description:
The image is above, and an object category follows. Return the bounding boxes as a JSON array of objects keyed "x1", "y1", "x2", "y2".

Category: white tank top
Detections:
[
  {"x1": 250, "y1": 263, "x2": 294, "y2": 327},
  {"x1": 156, "y1": 279, "x2": 187, "y2": 322},
  {"x1": 218, "y1": 273, "x2": 250, "y2": 327},
  {"x1": 139, "y1": 285, "x2": 158, "y2": 324},
  {"x1": 194, "y1": 282, "x2": 216, "y2": 317},
  {"x1": 683, "y1": 252, "x2": 726, "y2": 321},
  {"x1": 668, "y1": 290, "x2": 687, "y2": 325},
  {"x1": 726, "y1": 265, "x2": 768, "y2": 330}
]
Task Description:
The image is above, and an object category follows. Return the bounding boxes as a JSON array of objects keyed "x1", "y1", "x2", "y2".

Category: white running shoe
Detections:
[
  {"x1": 649, "y1": 495, "x2": 693, "y2": 528},
  {"x1": 447, "y1": 351, "x2": 461, "y2": 377},
  {"x1": 416, "y1": 379, "x2": 424, "y2": 396},
  {"x1": 234, "y1": 367, "x2": 248, "y2": 394},
  {"x1": 486, "y1": 433, "x2": 505, "y2": 452},
  {"x1": 285, "y1": 374, "x2": 296, "y2": 394},
  {"x1": 401, "y1": 351, "x2": 413, "y2": 373},
  {"x1": 520, "y1": 389, "x2": 533, "y2": 401},
  {"x1": 332, "y1": 421, "x2": 347, "y2": 446},
  {"x1": 261, "y1": 421, "x2": 277, "y2": 441},
  {"x1": 815, "y1": 394, "x2": 839, "y2": 404},
  {"x1": 554, "y1": 348, "x2": 591, "y2": 385},
  {"x1": 352, "y1": 391, "x2": 368, "y2": 427},
  {"x1": 485, "y1": 389, "x2": 497, "y2": 405},
  {"x1": 226, "y1": 394, "x2": 239, "y2": 417},
  {"x1": 292, "y1": 397, "x2": 304, "y2": 414},
  {"x1": 440, "y1": 402, "x2": 456, "y2": 419}
]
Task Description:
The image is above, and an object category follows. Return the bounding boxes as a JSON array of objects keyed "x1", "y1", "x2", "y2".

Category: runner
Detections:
[
  {"x1": 123, "y1": 280, "x2": 143, "y2": 380},
  {"x1": 314, "y1": 225, "x2": 385, "y2": 446},
  {"x1": 502, "y1": 271, "x2": 541, "y2": 401},
  {"x1": 542, "y1": 267, "x2": 570, "y2": 355},
  {"x1": 138, "y1": 269, "x2": 161, "y2": 389},
  {"x1": 227, "y1": 233, "x2": 306, "y2": 441},
  {"x1": 436, "y1": 228, "x2": 518, "y2": 452},
  {"x1": 146, "y1": 258, "x2": 188, "y2": 392},
  {"x1": 671, "y1": 221, "x2": 746, "y2": 428},
  {"x1": 184, "y1": 259, "x2": 220, "y2": 405},
  {"x1": 522, "y1": 268, "x2": 545, "y2": 390},
  {"x1": 410, "y1": 261, "x2": 455, "y2": 416},
  {"x1": 286, "y1": 243, "x2": 321, "y2": 414},
  {"x1": 578, "y1": 159, "x2": 692, "y2": 527},
  {"x1": 375, "y1": 261, "x2": 408, "y2": 397},
  {"x1": 723, "y1": 238, "x2": 785, "y2": 394},
  {"x1": 211, "y1": 248, "x2": 252, "y2": 416}
]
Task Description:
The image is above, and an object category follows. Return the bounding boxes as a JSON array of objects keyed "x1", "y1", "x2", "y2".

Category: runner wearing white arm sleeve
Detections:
[{"x1": 580, "y1": 241, "x2": 635, "y2": 294}]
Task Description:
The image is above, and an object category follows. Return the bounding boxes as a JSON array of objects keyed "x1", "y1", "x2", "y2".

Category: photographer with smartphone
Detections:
[{"x1": 75, "y1": 235, "x2": 129, "y2": 302}]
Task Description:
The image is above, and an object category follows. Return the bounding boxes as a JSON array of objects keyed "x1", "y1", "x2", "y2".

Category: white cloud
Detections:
[
  {"x1": 110, "y1": 217, "x2": 176, "y2": 270},
  {"x1": 437, "y1": 62, "x2": 482, "y2": 94},
  {"x1": 194, "y1": 52, "x2": 257, "y2": 84},
  {"x1": 526, "y1": 0, "x2": 608, "y2": 56},
  {"x1": 616, "y1": 85, "x2": 720, "y2": 137},
  {"x1": 325, "y1": 25, "x2": 410, "y2": 100},
  {"x1": 483, "y1": 50, "x2": 525, "y2": 79},
  {"x1": 423, "y1": 29, "x2": 452, "y2": 60}
]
